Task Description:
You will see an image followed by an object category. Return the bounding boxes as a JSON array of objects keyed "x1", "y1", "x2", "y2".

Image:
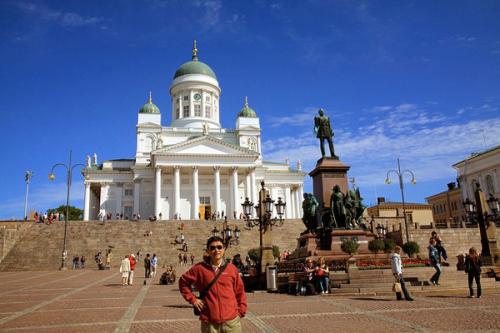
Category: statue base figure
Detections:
[{"x1": 309, "y1": 158, "x2": 350, "y2": 208}]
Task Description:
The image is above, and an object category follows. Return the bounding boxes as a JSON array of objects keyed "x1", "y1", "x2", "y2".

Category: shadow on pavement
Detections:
[
  {"x1": 349, "y1": 297, "x2": 393, "y2": 302},
  {"x1": 163, "y1": 305, "x2": 192, "y2": 308}
]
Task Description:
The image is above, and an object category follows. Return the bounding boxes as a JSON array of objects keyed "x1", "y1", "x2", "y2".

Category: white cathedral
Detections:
[{"x1": 83, "y1": 42, "x2": 305, "y2": 221}]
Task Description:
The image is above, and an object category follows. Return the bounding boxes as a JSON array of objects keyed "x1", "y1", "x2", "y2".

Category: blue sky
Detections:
[{"x1": 1, "y1": 0, "x2": 499, "y2": 219}]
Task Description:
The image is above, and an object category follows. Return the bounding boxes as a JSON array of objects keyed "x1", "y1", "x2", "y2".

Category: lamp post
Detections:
[
  {"x1": 385, "y1": 158, "x2": 416, "y2": 243},
  {"x1": 241, "y1": 181, "x2": 286, "y2": 278},
  {"x1": 48, "y1": 150, "x2": 85, "y2": 270},
  {"x1": 23, "y1": 171, "x2": 33, "y2": 220},
  {"x1": 375, "y1": 223, "x2": 387, "y2": 239},
  {"x1": 463, "y1": 184, "x2": 500, "y2": 258}
]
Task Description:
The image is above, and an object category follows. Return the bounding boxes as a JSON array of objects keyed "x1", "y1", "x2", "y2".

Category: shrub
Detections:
[
  {"x1": 341, "y1": 239, "x2": 360, "y2": 256},
  {"x1": 402, "y1": 241, "x2": 420, "y2": 258},
  {"x1": 368, "y1": 239, "x2": 385, "y2": 253},
  {"x1": 384, "y1": 239, "x2": 397, "y2": 253},
  {"x1": 248, "y1": 246, "x2": 280, "y2": 263}
]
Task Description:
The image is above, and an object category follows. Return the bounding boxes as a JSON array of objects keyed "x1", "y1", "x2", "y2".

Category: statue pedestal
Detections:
[
  {"x1": 309, "y1": 157, "x2": 350, "y2": 207},
  {"x1": 288, "y1": 229, "x2": 382, "y2": 261}
]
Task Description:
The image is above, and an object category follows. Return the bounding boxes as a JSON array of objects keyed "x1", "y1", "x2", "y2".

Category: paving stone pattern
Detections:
[{"x1": 0, "y1": 269, "x2": 499, "y2": 333}]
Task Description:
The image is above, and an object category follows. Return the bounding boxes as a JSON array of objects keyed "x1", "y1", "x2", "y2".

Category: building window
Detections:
[
  {"x1": 176, "y1": 108, "x2": 180, "y2": 119},
  {"x1": 200, "y1": 196, "x2": 211, "y2": 204},
  {"x1": 205, "y1": 106, "x2": 211, "y2": 118},
  {"x1": 194, "y1": 104, "x2": 201, "y2": 117},
  {"x1": 124, "y1": 189, "x2": 133, "y2": 196},
  {"x1": 183, "y1": 105, "x2": 190, "y2": 117},
  {"x1": 183, "y1": 95, "x2": 189, "y2": 101},
  {"x1": 206, "y1": 95, "x2": 210, "y2": 102}
]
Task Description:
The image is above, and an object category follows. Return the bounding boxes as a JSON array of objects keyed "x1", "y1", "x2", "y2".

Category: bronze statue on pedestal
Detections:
[{"x1": 314, "y1": 108, "x2": 338, "y2": 159}]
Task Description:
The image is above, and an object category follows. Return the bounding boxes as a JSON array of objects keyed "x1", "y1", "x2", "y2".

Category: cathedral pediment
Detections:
[{"x1": 153, "y1": 135, "x2": 258, "y2": 157}]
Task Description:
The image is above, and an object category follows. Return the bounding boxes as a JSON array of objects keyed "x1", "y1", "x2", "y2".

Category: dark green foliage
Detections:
[
  {"x1": 341, "y1": 239, "x2": 360, "y2": 255},
  {"x1": 368, "y1": 239, "x2": 385, "y2": 253},
  {"x1": 46, "y1": 205, "x2": 83, "y2": 220},
  {"x1": 384, "y1": 238, "x2": 397, "y2": 253},
  {"x1": 402, "y1": 241, "x2": 420, "y2": 258},
  {"x1": 248, "y1": 246, "x2": 280, "y2": 263}
]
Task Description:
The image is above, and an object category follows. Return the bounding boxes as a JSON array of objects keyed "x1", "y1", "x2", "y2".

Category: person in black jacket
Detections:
[{"x1": 465, "y1": 247, "x2": 482, "y2": 298}]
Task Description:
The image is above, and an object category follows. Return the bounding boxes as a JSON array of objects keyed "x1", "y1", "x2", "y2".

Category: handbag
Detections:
[
  {"x1": 392, "y1": 281, "x2": 402, "y2": 293},
  {"x1": 193, "y1": 263, "x2": 228, "y2": 316}
]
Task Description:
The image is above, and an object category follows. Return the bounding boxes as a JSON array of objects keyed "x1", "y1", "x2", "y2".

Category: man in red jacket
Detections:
[{"x1": 179, "y1": 236, "x2": 247, "y2": 332}]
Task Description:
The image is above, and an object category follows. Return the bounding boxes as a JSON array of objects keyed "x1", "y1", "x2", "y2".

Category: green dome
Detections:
[
  {"x1": 173, "y1": 40, "x2": 217, "y2": 80},
  {"x1": 238, "y1": 97, "x2": 257, "y2": 118},
  {"x1": 139, "y1": 92, "x2": 160, "y2": 114},
  {"x1": 174, "y1": 60, "x2": 217, "y2": 80}
]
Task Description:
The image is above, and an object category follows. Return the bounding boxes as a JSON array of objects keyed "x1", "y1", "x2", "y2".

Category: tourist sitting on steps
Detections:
[{"x1": 302, "y1": 259, "x2": 318, "y2": 295}]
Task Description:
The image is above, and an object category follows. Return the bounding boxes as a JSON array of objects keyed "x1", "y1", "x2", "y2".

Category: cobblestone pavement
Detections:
[{"x1": 0, "y1": 269, "x2": 498, "y2": 333}]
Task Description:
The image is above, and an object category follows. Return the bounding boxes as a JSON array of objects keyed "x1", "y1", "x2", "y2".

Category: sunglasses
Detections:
[{"x1": 209, "y1": 245, "x2": 224, "y2": 251}]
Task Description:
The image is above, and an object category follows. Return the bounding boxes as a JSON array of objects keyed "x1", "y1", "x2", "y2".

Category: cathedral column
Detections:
[
  {"x1": 231, "y1": 167, "x2": 239, "y2": 218},
  {"x1": 295, "y1": 187, "x2": 301, "y2": 219},
  {"x1": 214, "y1": 166, "x2": 221, "y2": 216},
  {"x1": 192, "y1": 166, "x2": 199, "y2": 220},
  {"x1": 245, "y1": 172, "x2": 251, "y2": 200},
  {"x1": 155, "y1": 167, "x2": 161, "y2": 218},
  {"x1": 115, "y1": 183, "x2": 123, "y2": 217},
  {"x1": 83, "y1": 182, "x2": 90, "y2": 221},
  {"x1": 133, "y1": 180, "x2": 141, "y2": 216},
  {"x1": 174, "y1": 166, "x2": 180, "y2": 219},
  {"x1": 290, "y1": 189, "x2": 296, "y2": 218},
  {"x1": 284, "y1": 186, "x2": 292, "y2": 219},
  {"x1": 99, "y1": 183, "x2": 109, "y2": 213},
  {"x1": 249, "y1": 168, "x2": 257, "y2": 216}
]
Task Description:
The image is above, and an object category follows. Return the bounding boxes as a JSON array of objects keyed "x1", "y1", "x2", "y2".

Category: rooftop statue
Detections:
[{"x1": 314, "y1": 108, "x2": 338, "y2": 159}]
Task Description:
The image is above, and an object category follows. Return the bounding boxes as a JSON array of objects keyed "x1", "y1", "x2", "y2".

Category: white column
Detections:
[
  {"x1": 192, "y1": 166, "x2": 199, "y2": 220},
  {"x1": 214, "y1": 166, "x2": 221, "y2": 216},
  {"x1": 298, "y1": 185, "x2": 304, "y2": 218},
  {"x1": 232, "y1": 167, "x2": 239, "y2": 219},
  {"x1": 115, "y1": 184, "x2": 123, "y2": 217},
  {"x1": 290, "y1": 189, "x2": 296, "y2": 218},
  {"x1": 155, "y1": 167, "x2": 161, "y2": 218},
  {"x1": 294, "y1": 187, "x2": 301, "y2": 218},
  {"x1": 174, "y1": 166, "x2": 180, "y2": 219},
  {"x1": 99, "y1": 183, "x2": 109, "y2": 213},
  {"x1": 245, "y1": 172, "x2": 251, "y2": 200},
  {"x1": 250, "y1": 168, "x2": 257, "y2": 216},
  {"x1": 284, "y1": 186, "x2": 292, "y2": 219},
  {"x1": 133, "y1": 180, "x2": 140, "y2": 215},
  {"x1": 83, "y1": 182, "x2": 90, "y2": 221}
]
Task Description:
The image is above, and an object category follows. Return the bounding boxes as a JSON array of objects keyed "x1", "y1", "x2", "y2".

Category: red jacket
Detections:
[
  {"x1": 129, "y1": 256, "x2": 136, "y2": 271},
  {"x1": 179, "y1": 260, "x2": 247, "y2": 324}
]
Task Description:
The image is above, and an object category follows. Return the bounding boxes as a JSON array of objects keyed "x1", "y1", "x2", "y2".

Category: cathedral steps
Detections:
[{"x1": 0, "y1": 220, "x2": 304, "y2": 271}]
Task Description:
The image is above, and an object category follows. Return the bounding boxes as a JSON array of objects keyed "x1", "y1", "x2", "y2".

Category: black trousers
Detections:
[
  {"x1": 468, "y1": 273, "x2": 481, "y2": 297},
  {"x1": 396, "y1": 274, "x2": 412, "y2": 300},
  {"x1": 145, "y1": 267, "x2": 151, "y2": 278}
]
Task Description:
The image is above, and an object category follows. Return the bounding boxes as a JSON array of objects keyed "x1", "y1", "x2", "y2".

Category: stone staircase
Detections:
[
  {"x1": 333, "y1": 266, "x2": 498, "y2": 296},
  {"x1": 0, "y1": 219, "x2": 304, "y2": 271}
]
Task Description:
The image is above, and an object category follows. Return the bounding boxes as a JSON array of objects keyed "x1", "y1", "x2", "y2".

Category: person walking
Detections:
[
  {"x1": 428, "y1": 238, "x2": 441, "y2": 285},
  {"x1": 179, "y1": 236, "x2": 247, "y2": 333},
  {"x1": 430, "y1": 231, "x2": 448, "y2": 263},
  {"x1": 150, "y1": 254, "x2": 158, "y2": 278},
  {"x1": 465, "y1": 247, "x2": 482, "y2": 298},
  {"x1": 144, "y1": 253, "x2": 151, "y2": 278},
  {"x1": 119, "y1": 255, "x2": 131, "y2": 286},
  {"x1": 128, "y1": 254, "x2": 136, "y2": 286},
  {"x1": 80, "y1": 255, "x2": 86, "y2": 269},
  {"x1": 391, "y1": 246, "x2": 414, "y2": 301},
  {"x1": 190, "y1": 254, "x2": 195, "y2": 265},
  {"x1": 183, "y1": 253, "x2": 188, "y2": 265},
  {"x1": 179, "y1": 252, "x2": 183, "y2": 266}
]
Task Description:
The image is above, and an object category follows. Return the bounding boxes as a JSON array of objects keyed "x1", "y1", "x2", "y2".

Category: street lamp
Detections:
[
  {"x1": 24, "y1": 171, "x2": 33, "y2": 220},
  {"x1": 48, "y1": 150, "x2": 85, "y2": 270},
  {"x1": 463, "y1": 185, "x2": 500, "y2": 258},
  {"x1": 385, "y1": 158, "x2": 416, "y2": 243},
  {"x1": 241, "y1": 181, "x2": 286, "y2": 278}
]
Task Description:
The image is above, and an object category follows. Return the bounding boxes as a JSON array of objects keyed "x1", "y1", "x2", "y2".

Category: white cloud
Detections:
[
  {"x1": 263, "y1": 103, "x2": 500, "y2": 196},
  {"x1": 0, "y1": 182, "x2": 84, "y2": 220},
  {"x1": 16, "y1": 2, "x2": 103, "y2": 28}
]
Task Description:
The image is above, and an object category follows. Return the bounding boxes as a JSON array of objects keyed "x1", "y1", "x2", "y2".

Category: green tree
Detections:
[
  {"x1": 402, "y1": 241, "x2": 420, "y2": 258},
  {"x1": 368, "y1": 239, "x2": 385, "y2": 253},
  {"x1": 248, "y1": 246, "x2": 280, "y2": 263},
  {"x1": 341, "y1": 239, "x2": 360, "y2": 256},
  {"x1": 384, "y1": 239, "x2": 397, "y2": 253},
  {"x1": 47, "y1": 205, "x2": 83, "y2": 220}
]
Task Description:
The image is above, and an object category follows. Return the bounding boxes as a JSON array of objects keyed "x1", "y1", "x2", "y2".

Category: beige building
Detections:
[
  {"x1": 366, "y1": 197, "x2": 434, "y2": 231},
  {"x1": 453, "y1": 145, "x2": 499, "y2": 203},
  {"x1": 426, "y1": 182, "x2": 467, "y2": 225}
]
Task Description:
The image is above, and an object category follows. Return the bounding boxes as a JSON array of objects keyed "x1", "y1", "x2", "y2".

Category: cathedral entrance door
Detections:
[{"x1": 204, "y1": 205, "x2": 211, "y2": 220}]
